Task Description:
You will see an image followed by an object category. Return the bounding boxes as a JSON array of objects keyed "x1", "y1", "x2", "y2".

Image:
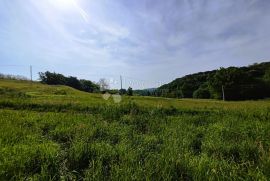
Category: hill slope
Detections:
[{"x1": 157, "y1": 62, "x2": 270, "y2": 100}]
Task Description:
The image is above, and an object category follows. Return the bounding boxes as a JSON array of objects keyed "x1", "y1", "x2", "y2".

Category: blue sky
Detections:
[{"x1": 0, "y1": 0, "x2": 270, "y2": 89}]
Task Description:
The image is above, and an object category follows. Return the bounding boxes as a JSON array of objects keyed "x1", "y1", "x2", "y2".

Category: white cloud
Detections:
[{"x1": 1, "y1": 0, "x2": 270, "y2": 89}]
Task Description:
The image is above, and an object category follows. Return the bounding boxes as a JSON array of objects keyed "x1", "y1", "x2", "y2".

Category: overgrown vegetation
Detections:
[
  {"x1": 156, "y1": 62, "x2": 270, "y2": 100},
  {"x1": 0, "y1": 79, "x2": 270, "y2": 180}
]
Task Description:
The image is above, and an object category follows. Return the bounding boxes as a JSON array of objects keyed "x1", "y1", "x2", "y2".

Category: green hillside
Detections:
[
  {"x1": 1, "y1": 79, "x2": 270, "y2": 180},
  {"x1": 157, "y1": 62, "x2": 270, "y2": 100}
]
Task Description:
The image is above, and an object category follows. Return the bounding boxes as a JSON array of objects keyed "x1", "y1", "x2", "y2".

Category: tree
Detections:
[
  {"x1": 80, "y1": 79, "x2": 99, "y2": 93},
  {"x1": 39, "y1": 71, "x2": 66, "y2": 85},
  {"x1": 264, "y1": 68, "x2": 270, "y2": 83},
  {"x1": 66, "y1": 76, "x2": 81, "y2": 90},
  {"x1": 154, "y1": 62, "x2": 270, "y2": 100},
  {"x1": 193, "y1": 86, "x2": 211, "y2": 99},
  {"x1": 119, "y1": 89, "x2": 127, "y2": 95},
  {"x1": 209, "y1": 67, "x2": 269, "y2": 100},
  {"x1": 127, "y1": 87, "x2": 133, "y2": 96},
  {"x1": 99, "y1": 78, "x2": 109, "y2": 92},
  {"x1": 209, "y1": 67, "x2": 245, "y2": 99},
  {"x1": 39, "y1": 71, "x2": 100, "y2": 93},
  {"x1": 157, "y1": 71, "x2": 216, "y2": 98}
]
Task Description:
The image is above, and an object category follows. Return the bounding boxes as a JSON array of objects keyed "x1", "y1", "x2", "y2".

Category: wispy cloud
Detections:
[
  {"x1": 0, "y1": 0, "x2": 270, "y2": 88},
  {"x1": 71, "y1": 0, "x2": 89, "y2": 23}
]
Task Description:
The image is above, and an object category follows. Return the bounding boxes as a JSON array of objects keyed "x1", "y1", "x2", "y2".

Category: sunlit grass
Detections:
[{"x1": 0, "y1": 79, "x2": 270, "y2": 180}]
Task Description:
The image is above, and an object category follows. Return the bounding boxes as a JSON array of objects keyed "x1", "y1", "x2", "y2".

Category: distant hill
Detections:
[{"x1": 156, "y1": 62, "x2": 270, "y2": 100}]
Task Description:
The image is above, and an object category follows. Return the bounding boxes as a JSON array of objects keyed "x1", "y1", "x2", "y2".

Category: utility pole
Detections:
[
  {"x1": 120, "y1": 75, "x2": 122, "y2": 90},
  {"x1": 30, "y1": 65, "x2": 32, "y2": 82},
  {"x1": 222, "y1": 85, "x2": 225, "y2": 101}
]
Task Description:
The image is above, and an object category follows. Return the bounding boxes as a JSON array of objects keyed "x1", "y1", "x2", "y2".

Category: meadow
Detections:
[{"x1": 0, "y1": 79, "x2": 270, "y2": 180}]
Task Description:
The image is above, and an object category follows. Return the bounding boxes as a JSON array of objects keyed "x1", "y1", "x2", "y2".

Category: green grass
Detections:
[{"x1": 0, "y1": 79, "x2": 270, "y2": 180}]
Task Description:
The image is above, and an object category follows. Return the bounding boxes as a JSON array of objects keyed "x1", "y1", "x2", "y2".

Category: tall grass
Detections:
[{"x1": 0, "y1": 80, "x2": 270, "y2": 180}]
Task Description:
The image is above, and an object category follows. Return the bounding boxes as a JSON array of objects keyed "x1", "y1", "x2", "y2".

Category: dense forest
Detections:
[{"x1": 154, "y1": 62, "x2": 270, "y2": 100}]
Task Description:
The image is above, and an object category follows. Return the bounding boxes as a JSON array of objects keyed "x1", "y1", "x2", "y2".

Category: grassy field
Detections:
[{"x1": 0, "y1": 79, "x2": 270, "y2": 180}]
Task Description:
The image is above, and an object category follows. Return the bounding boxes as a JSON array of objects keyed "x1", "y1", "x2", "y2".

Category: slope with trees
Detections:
[{"x1": 156, "y1": 62, "x2": 270, "y2": 100}]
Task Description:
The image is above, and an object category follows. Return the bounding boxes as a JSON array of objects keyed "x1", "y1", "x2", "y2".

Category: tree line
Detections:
[
  {"x1": 3, "y1": 61, "x2": 269, "y2": 100},
  {"x1": 154, "y1": 62, "x2": 270, "y2": 100},
  {"x1": 38, "y1": 71, "x2": 134, "y2": 95},
  {"x1": 39, "y1": 71, "x2": 100, "y2": 93}
]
